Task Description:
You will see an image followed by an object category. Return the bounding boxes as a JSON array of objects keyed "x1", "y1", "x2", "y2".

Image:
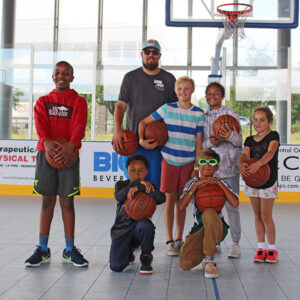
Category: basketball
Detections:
[
  {"x1": 212, "y1": 114, "x2": 240, "y2": 139},
  {"x1": 195, "y1": 184, "x2": 226, "y2": 212},
  {"x1": 124, "y1": 192, "x2": 156, "y2": 221},
  {"x1": 112, "y1": 130, "x2": 138, "y2": 156},
  {"x1": 46, "y1": 137, "x2": 78, "y2": 169},
  {"x1": 242, "y1": 158, "x2": 271, "y2": 187},
  {"x1": 144, "y1": 121, "x2": 168, "y2": 147}
]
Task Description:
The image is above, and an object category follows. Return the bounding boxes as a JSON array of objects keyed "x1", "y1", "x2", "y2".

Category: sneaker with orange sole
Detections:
[
  {"x1": 253, "y1": 248, "x2": 267, "y2": 263},
  {"x1": 265, "y1": 249, "x2": 278, "y2": 263}
]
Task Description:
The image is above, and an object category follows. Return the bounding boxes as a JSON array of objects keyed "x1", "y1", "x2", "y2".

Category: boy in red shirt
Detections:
[{"x1": 25, "y1": 61, "x2": 88, "y2": 267}]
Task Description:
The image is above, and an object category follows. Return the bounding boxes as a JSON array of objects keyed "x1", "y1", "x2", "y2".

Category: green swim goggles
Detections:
[{"x1": 197, "y1": 158, "x2": 218, "y2": 166}]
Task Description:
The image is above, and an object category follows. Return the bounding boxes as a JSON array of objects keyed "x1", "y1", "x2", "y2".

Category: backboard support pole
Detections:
[{"x1": 276, "y1": 0, "x2": 291, "y2": 144}]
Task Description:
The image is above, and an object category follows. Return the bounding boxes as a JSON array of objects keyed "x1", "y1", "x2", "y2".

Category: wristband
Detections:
[{"x1": 139, "y1": 139, "x2": 144, "y2": 144}]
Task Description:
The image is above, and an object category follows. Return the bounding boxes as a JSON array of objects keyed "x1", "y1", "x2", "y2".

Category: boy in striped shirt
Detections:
[{"x1": 139, "y1": 76, "x2": 204, "y2": 256}]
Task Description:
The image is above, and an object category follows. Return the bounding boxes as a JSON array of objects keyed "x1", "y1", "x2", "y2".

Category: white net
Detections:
[
  {"x1": 218, "y1": 4, "x2": 252, "y2": 40},
  {"x1": 222, "y1": 14, "x2": 248, "y2": 39}
]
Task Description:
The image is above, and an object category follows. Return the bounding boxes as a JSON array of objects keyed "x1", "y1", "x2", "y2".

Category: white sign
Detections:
[
  {"x1": 0, "y1": 140, "x2": 299, "y2": 191},
  {"x1": 277, "y1": 145, "x2": 300, "y2": 192},
  {"x1": 0, "y1": 139, "x2": 125, "y2": 187},
  {"x1": 0, "y1": 140, "x2": 37, "y2": 185}
]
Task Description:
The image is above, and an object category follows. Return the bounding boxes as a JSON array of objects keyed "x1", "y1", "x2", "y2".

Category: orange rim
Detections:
[{"x1": 217, "y1": 3, "x2": 252, "y2": 21}]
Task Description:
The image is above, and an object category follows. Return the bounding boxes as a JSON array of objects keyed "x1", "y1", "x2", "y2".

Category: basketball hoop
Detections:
[{"x1": 217, "y1": 3, "x2": 252, "y2": 39}]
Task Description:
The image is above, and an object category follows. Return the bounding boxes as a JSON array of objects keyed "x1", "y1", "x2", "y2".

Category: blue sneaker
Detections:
[
  {"x1": 25, "y1": 246, "x2": 51, "y2": 267},
  {"x1": 62, "y1": 247, "x2": 89, "y2": 267}
]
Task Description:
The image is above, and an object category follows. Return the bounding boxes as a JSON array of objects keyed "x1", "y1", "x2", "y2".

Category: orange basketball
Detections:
[
  {"x1": 144, "y1": 121, "x2": 168, "y2": 147},
  {"x1": 112, "y1": 130, "x2": 138, "y2": 156},
  {"x1": 195, "y1": 184, "x2": 226, "y2": 212},
  {"x1": 242, "y1": 158, "x2": 271, "y2": 187},
  {"x1": 46, "y1": 137, "x2": 78, "y2": 169},
  {"x1": 212, "y1": 114, "x2": 240, "y2": 139},
  {"x1": 124, "y1": 192, "x2": 156, "y2": 221}
]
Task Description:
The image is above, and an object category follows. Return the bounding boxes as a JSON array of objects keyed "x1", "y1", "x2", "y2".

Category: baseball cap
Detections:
[{"x1": 142, "y1": 39, "x2": 161, "y2": 51}]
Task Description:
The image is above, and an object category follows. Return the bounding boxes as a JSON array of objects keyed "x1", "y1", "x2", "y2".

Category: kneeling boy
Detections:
[
  {"x1": 109, "y1": 154, "x2": 165, "y2": 274},
  {"x1": 178, "y1": 148, "x2": 239, "y2": 278}
]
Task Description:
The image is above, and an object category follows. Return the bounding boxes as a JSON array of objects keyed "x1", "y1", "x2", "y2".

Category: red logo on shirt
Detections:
[{"x1": 45, "y1": 102, "x2": 73, "y2": 119}]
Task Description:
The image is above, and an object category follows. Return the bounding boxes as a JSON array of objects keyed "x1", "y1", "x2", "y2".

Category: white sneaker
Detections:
[
  {"x1": 190, "y1": 262, "x2": 203, "y2": 272},
  {"x1": 166, "y1": 242, "x2": 179, "y2": 256},
  {"x1": 204, "y1": 261, "x2": 219, "y2": 278},
  {"x1": 228, "y1": 243, "x2": 241, "y2": 258}
]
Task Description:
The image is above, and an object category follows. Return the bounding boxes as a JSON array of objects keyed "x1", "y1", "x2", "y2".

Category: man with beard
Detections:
[{"x1": 112, "y1": 39, "x2": 177, "y2": 187}]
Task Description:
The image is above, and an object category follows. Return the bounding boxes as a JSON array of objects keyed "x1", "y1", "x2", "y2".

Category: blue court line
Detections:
[{"x1": 212, "y1": 278, "x2": 220, "y2": 300}]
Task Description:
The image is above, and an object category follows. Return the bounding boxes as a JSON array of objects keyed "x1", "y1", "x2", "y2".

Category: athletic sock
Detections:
[
  {"x1": 204, "y1": 256, "x2": 214, "y2": 262},
  {"x1": 268, "y1": 244, "x2": 276, "y2": 250},
  {"x1": 39, "y1": 233, "x2": 49, "y2": 251},
  {"x1": 258, "y1": 242, "x2": 265, "y2": 250},
  {"x1": 65, "y1": 237, "x2": 74, "y2": 252}
]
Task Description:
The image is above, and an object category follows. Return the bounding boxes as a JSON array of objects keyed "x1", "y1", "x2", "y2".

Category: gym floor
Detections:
[{"x1": 0, "y1": 195, "x2": 299, "y2": 300}]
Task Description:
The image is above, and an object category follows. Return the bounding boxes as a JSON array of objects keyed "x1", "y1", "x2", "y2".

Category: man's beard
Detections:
[{"x1": 143, "y1": 60, "x2": 159, "y2": 71}]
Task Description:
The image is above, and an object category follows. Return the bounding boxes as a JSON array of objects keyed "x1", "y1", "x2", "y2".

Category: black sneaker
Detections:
[
  {"x1": 62, "y1": 247, "x2": 89, "y2": 267},
  {"x1": 25, "y1": 246, "x2": 51, "y2": 267},
  {"x1": 139, "y1": 254, "x2": 153, "y2": 275},
  {"x1": 129, "y1": 248, "x2": 135, "y2": 264}
]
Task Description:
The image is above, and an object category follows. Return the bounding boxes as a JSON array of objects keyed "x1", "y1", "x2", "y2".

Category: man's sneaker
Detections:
[
  {"x1": 129, "y1": 248, "x2": 135, "y2": 264},
  {"x1": 62, "y1": 247, "x2": 89, "y2": 267},
  {"x1": 265, "y1": 249, "x2": 278, "y2": 263},
  {"x1": 228, "y1": 243, "x2": 241, "y2": 258},
  {"x1": 204, "y1": 261, "x2": 219, "y2": 278},
  {"x1": 25, "y1": 246, "x2": 51, "y2": 267},
  {"x1": 174, "y1": 239, "x2": 184, "y2": 254},
  {"x1": 166, "y1": 241, "x2": 179, "y2": 256},
  {"x1": 253, "y1": 248, "x2": 267, "y2": 263},
  {"x1": 140, "y1": 254, "x2": 153, "y2": 275}
]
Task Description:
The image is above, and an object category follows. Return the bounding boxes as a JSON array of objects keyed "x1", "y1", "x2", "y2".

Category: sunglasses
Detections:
[
  {"x1": 197, "y1": 158, "x2": 218, "y2": 166},
  {"x1": 143, "y1": 49, "x2": 160, "y2": 56}
]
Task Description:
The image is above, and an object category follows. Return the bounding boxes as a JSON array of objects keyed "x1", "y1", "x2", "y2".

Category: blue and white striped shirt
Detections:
[{"x1": 152, "y1": 102, "x2": 204, "y2": 166}]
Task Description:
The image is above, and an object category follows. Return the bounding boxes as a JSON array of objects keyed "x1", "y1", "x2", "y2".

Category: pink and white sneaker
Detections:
[
  {"x1": 265, "y1": 249, "x2": 278, "y2": 263},
  {"x1": 253, "y1": 248, "x2": 267, "y2": 263}
]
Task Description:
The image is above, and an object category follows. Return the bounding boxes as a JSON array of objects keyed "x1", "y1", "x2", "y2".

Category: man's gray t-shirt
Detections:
[{"x1": 118, "y1": 67, "x2": 177, "y2": 135}]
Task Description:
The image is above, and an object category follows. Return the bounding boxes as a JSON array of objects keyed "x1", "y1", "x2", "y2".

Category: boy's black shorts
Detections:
[{"x1": 33, "y1": 151, "x2": 80, "y2": 197}]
